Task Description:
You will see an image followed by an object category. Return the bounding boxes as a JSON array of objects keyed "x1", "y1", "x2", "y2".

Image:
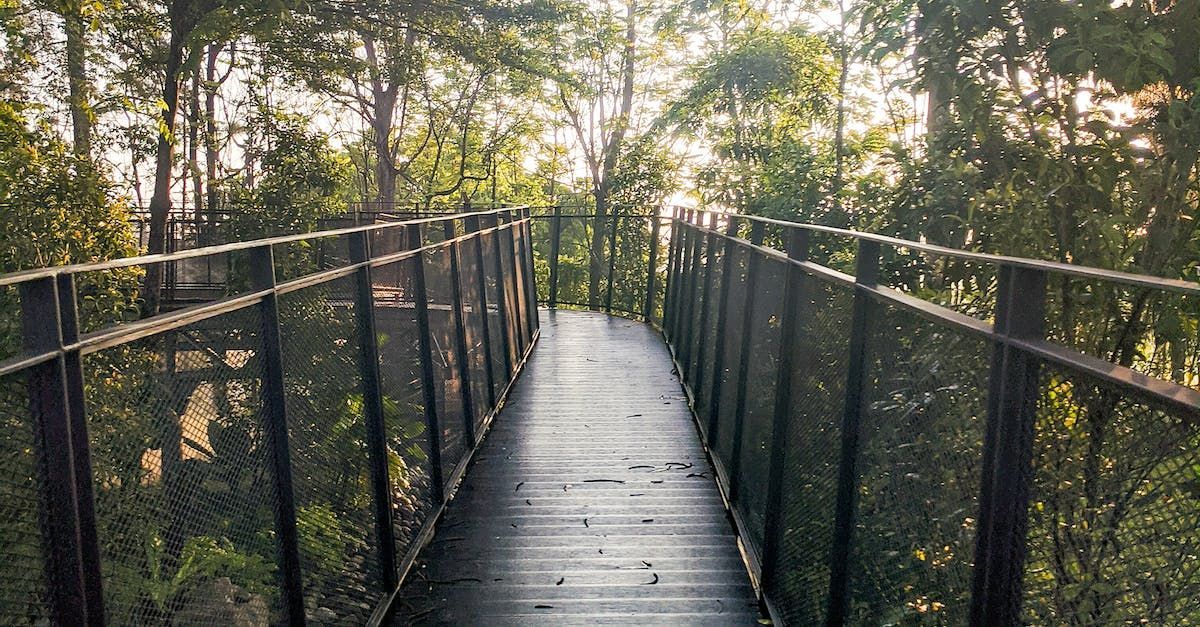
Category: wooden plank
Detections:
[{"x1": 392, "y1": 311, "x2": 760, "y2": 624}]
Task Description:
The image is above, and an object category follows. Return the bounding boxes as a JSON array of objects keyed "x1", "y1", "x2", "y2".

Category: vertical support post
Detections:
[
  {"x1": 761, "y1": 228, "x2": 810, "y2": 590},
  {"x1": 643, "y1": 212, "x2": 661, "y2": 323},
  {"x1": 466, "y1": 215, "x2": 497, "y2": 409},
  {"x1": 825, "y1": 239, "x2": 881, "y2": 627},
  {"x1": 969, "y1": 264, "x2": 1045, "y2": 627},
  {"x1": 442, "y1": 220, "x2": 479, "y2": 446},
  {"x1": 20, "y1": 277, "x2": 91, "y2": 625},
  {"x1": 678, "y1": 210, "x2": 705, "y2": 379},
  {"x1": 248, "y1": 245, "x2": 306, "y2": 625},
  {"x1": 407, "y1": 224, "x2": 446, "y2": 500},
  {"x1": 519, "y1": 208, "x2": 540, "y2": 336},
  {"x1": 605, "y1": 210, "x2": 619, "y2": 312},
  {"x1": 663, "y1": 207, "x2": 683, "y2": 342},
  {"x1": 487, "y1": 213, "x2": 514, "y2": 380},
  {"x1": 56, "y1": 274, "x2": 105, "y2": 624},
  {"x1": 548, "y1": 205, "x2": 562, "y2": 309},
  {"x1": 691, "y1": 213, "x2": 721, "y2": 417},
  {"x1": 349, "y1": 231, "x2": 398, "y2": 591},
  {"x1": 726, "y1": 221, "x2": 765, "y2": 502},
  {"x1": 705, "y1": 216, "x2": 740, "y2": 442}
]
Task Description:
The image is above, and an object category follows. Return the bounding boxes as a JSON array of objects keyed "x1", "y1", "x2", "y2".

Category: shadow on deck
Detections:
[{"x1": 392, "y1": 310, "x2": 762, "y2": 624}]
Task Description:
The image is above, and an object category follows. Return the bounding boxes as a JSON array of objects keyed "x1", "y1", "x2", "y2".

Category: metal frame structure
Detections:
[{"x1": 1, "y1": 207, "x2": 540, "y2": 626}]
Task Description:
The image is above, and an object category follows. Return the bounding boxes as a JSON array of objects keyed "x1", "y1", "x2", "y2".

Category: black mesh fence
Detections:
[
  {"x1": 1023, "y1": 364, "x2": 1200, "y2": 625},
  {"x1": 456, "y1": 239, "x2": 493, "y2": 433},
  {"x1": 83, "y1": 308, "x2": 281, "y2": 625},
  {"x1": 277, "y1": 279, "x2": 382, "y2": 623},
  {"x1": 480, "y1": 230, "x2": 510, "y2": 396},
  {"x1": 497, "y1": 228, "x2": 524, "y2": 365},
  {"x1": 713, "y1": 245, "x2": 749, "y2": 464},
  {"x1": 847, "y1": 304, "x2": 990, "y2": 624},
  {"x1": 422, "y1": 246, "x2": 469, "y2": 480},
  {"x1": 693, "y1": 232, "x2": 726, "y2": 438},
  {"x1": 0, "y1": 371, "x2": 47, "y2": 625}
]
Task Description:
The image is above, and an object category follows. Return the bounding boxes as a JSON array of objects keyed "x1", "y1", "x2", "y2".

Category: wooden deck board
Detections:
[{"x1": 391, "y1": 311, "x2": 761, "y2": 625}]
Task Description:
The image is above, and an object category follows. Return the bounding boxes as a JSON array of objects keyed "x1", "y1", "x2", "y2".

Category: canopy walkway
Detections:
[{"x1": 1, "y1": 206, "x2": 1198, "y2": 626}]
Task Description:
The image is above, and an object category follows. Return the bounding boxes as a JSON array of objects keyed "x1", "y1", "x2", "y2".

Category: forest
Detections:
[{"x1": 2, "y1": 0, "x2": 1199, "y2": 625}]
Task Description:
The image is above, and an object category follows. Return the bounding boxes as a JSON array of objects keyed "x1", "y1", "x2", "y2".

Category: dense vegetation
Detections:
[{"x1": 2, "y1": 0, "x2": 1198, "y2": 624}]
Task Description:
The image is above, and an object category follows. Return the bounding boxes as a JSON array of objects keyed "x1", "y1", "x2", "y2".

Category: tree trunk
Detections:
[
  {"x1": 62, "y1": 1, "x2": 91, "y2": 156},
  {"x1": 832, "y1": 0, "x2": 849, "y2": 225},
  {"x1": 143, "y1": 32, "x2": 187, "y2": 316},
  {"x1": 204, "y1": 44, "x2": 221, "y2": 242}
]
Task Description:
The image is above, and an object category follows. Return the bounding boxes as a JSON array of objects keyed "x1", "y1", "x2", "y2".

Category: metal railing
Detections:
[
  {"x1": 661, "y1": 208, "x2": 1200, "y2": 625},
  {"x1": 0, "y1": 208, "x2": 539, "y2": 625}
]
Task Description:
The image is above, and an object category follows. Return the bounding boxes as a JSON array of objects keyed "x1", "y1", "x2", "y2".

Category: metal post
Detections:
[
  {"x1": 760, "y1": 228, "x2": 810, "y2": 590},
  {"x1": 726, "y1": 221, "x2": 765, "y2": 502},
  {"x1": 466, "y1": 215, "x2": 497, "y2": 409},
  {"x1": 487, "y1": 213, "x2": 514, "y2": 379},
  {"x1": 605, "y1": 210, "x2": 619, "y2": 312},
  {"x1": 678, "y1": 210, "x2": 705, "y2": 380},
  {"x1": 20, "y1": 277, "x2": 90, "y2": 625},
  {"x1": 705, "y1": 216, "x2": 741, "y2": 442},
  {"x1": 969, "y1": 264, "x2": 1045, "y2": 626},
  {"x1": 442, "y1": 220, "x2": 479, "y2": 446},
  {"x1": 56, "y1": 274, "x2": 105, "y2": 624},
  {"x1": 248, "y1": 245, "x2": 306, "y2": 625},
  {"x1": 349, "y1": 232, "x2": 398, "y2": 591},
  {"x1": 825, "y1": 239, "x2": 881, "y2": 627},
  {"x1": 643, "y1": 212, "x2": 662, "y2": 322},
  {"x1": 673, "y1": 210, "x2": 696, "y2": 358},
  {"x1": 548, "y1": 205, "x2": 562, "y2": 309},
  {"x1": 502, "y1": 210, "x2": 530, "y2": 352},
  {"x1": 663, "y1": 207, "x2": 683, "y2": 342},
  {"x1": 691, "y1": 213, "x2": 720, "y2": 419},
  {"x1": 518, "y1": 208, "x2": 539, "y2": 338},
  {"x1": 408, "y1": 225, "x2": 446, "y2": 499}
]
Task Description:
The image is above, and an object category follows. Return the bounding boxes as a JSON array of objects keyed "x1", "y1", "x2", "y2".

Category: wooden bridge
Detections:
[{"x1": 1, "y1": 206, "x2": 1198, "y2": 626}]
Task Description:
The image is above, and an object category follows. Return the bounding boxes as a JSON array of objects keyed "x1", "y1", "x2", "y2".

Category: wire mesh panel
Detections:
[
  {"x1": 847, "y1": 304, "x2": 991, "y2": 624},
  {"x1": 0, "y1": 371, "x2": 47, "y2": 625},
  {"x1": 693, "y1": 234, "x2": 726, "y2": 437},
  {"x1": 370, "y1": 258, "x2": 438, "y2": 574},
  {"x1": 277, "y1": 279, "x2": 382, "y2": 623},
  {"x1": 734, "y1": 256, "x2": 788, "y2": 550},
  {"x1": 769, "y1": 277, "x2": 854, "y2": 624},
  {"x1": 683, "y1": 231, "x2": 710, "y2": 385},
  {"x1": 456, "y1": 238, "x2": 492, "y2": 432},
  {"x1": 604, "y1": 214, "x2": 654, "y2": 316},
  {"x1": 480, "y1": 229, "x2": 508, "y2": 396},
  {"x1": 497, "y1": 229, "x2": 523, "y2": 367},
  {"x1": 713, "y1": 245, "x2": 749, "y2": 465},
  {"x1": 508, "y1": 222, "x2": 533, "y2": 354},
  {"x1": 82, "y1": 308, "x2": 281, "y2": 624},
  {"x1": 423, "y1": 246, "x2": 468, "y2": 478},
  {"x1": 1023, "y1": 364, "x2": 1200, "y2": 624}
]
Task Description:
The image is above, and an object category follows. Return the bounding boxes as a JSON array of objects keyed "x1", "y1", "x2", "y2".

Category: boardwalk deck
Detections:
[{"x1": 392, "y1": 310, "x2": 762, "y2": 625}]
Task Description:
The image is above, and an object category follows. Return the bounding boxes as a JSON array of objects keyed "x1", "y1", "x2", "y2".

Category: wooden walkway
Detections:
[{"x1": 392, "y1": 310, "x2": 762, "y2": 625}]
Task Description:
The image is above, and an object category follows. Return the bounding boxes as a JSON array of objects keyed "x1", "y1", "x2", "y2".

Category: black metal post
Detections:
[
  {"x1": 56, "y1": 274, "x2": 105, "y2": 624},
  {"x1": 679, "y1": 211, "x2": 706, "y2": 381},
  {"x1": 519, "y1": 208, "x2": 540, "y2": 337},
  {"x1": 705, "y1": 216, "x2": 740, "y2": 442},
  {"x1": 825, "y1": 239, "x2": 881, "y2": 627},
  {"x1": 760, "y1": 228, "x2": 810, "y2": 590},
  {"x1": 726, "y1": 221, "x2": 765, "y2": 502},
  {"x1": 501, "y1": 210, "x2": 530, "y2": 352},
  {"x1": 969, "y1": 264, "x2": 1045, "y2": 626},
  {"x1": 408, "y1": 225, "x2": 446, "y2": 500},
  {"x1": 465, "y1": 215, "x2": 497, "y2": 409},
  {"x1": 20, "y1": 277, "x2": 90, "y2": 625},
  {"x1": 663, "y1": 207, "x2": 683, "y2": 342},
  {"x1": 442, "y1": 220, "x2": 479, "y2": 445},
  {"x1": 691, "y1": 213, "x2": 720, "y2": 419},
  {"x1": 248, "y1": 245, "x2": 306, "y2": 626},
  {"x1": 605, "y1": 210, "x2": 619, "y2": 312},
  {"x1": 487, "y1": 213, "x2": 514, "y2": 379},
  {"x1": 548, "y1": 205, "x2": 562, "y2": 309},
  {"x1": 349, "y1": 232, "x2": 399, "y2": 591},
  {"x1": 643, "y1": 213, "x2": 661, "y2": 322}
]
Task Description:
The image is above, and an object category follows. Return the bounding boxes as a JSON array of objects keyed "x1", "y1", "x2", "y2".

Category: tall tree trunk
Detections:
[
  {"x1": 188, "y1": 71, "x2": 202, "y2": 220},
  {"x1": 62, "y1": 1, "x2": 91, "y2": 156},
  {"x1": 144, "y1": 31, "x2": 187, "y2": 316},
  {"x1": 589, "y1": 0, "x2": 637, "y2": 307},
  {"x1": 203, "y1": 44, "x2": 222, "y2": 243},
  {"x1": 832, "y1": 0, "x2": 849, "y2": 226}
]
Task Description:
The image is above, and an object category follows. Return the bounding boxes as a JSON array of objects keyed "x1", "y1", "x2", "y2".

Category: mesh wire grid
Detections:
[
  {"x1": 693, "y1": 233, "x2": 726, "y2": 439},
  {"x1": 682, "y1": 229, "x2": 709, "y2": 385},
  {"x1": 847, "y1": 302, "x2": 991, "y2": 625},
  {"x1": 0, "y1": 371, "x2": 48, "y2": 625},
  {"x1": 82, "y1": 308, "x2": 282, "y2": 625},
  {"x1": 769, "y1": 276, "x2": 854, "y2": 624},
  {"x1": 1023, "y1": 363, "x2": 1200, "y2": 625},
  {"x1": 733, "y1": 255, "x2": 788, "y2": 551},
  {"x1": 369, "y1": 258, "x2": 437, "y2": 573},
  {"x1": 421, "y1": 247, "x2": 469, "y2": 479},
  {"x1": 603, "y1": 214, "x2": 654, "y2": 316},
  {"x1": 713, "y1": 245, "x2": 750, "y2": 466},
  {"x1": 456, "y1": 237, "x2": 493, "y2": 433},
  {"x1": 480, "y1": 231, "x2": 510, "y2": 398},
  {"x1": 497, "y1": 229, "x2": 524, "y2": 367},
  {"x1": 277, "y1": 278, "x2": 383, "y2": 623}
]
